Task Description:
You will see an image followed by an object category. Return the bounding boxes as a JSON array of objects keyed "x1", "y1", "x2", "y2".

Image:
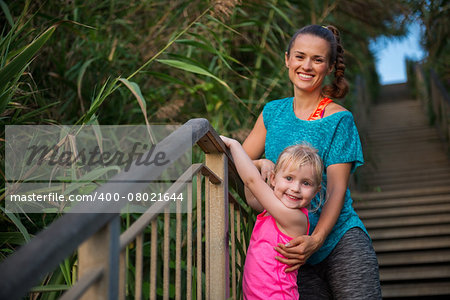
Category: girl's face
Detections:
[
  {"x1": 285, "y1": 34, "x2": 333, "y2": 95},
  {"x1": 270, "y1": 163, "x2": 320, "y2": 210}
]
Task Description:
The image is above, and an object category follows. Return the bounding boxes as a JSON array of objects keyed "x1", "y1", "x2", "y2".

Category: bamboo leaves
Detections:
[
  {"x1": 157, "y1": 59, "x2": 228, "y2": 87},
  {"x1": 157, "y1": 58, "x2": 253, "y2": 114},
  {"x1": 0, "y1": 25, "x2": 56, "y2": 114}
]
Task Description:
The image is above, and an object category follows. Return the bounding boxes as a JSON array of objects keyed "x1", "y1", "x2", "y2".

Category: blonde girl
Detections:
[{"x1": 221, "y1": 136, "x2": 322, "y2": 299}]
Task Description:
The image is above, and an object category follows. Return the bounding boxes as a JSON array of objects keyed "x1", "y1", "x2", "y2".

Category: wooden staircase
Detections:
[{"x1": 353, "y1": 83, "x2": 450, "y2": 299}]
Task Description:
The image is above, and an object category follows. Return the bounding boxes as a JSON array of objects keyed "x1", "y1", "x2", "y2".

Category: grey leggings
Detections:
[{"x1": 298, "y1": 228, "x2": 382, "y2": 299}]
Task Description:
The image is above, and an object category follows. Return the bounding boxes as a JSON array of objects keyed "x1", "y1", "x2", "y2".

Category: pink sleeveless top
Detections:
[{"x1": 243, "y1": 207, "x2": 309, "y2": 300}]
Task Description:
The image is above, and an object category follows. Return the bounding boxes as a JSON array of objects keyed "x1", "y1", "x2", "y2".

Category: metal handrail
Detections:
[{"x1": 0, "y1": 118, "x2": 246, "y2": 300}]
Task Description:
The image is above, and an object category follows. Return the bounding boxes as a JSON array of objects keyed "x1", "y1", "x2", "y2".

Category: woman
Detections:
[{"x1": 242, "y1": 24, "x2": 381, "y2": 299}]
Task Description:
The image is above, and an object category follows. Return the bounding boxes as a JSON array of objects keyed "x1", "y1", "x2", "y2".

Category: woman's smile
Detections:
[{"x1": 298, "y1": 72, "x2": 314, "y2": 80}]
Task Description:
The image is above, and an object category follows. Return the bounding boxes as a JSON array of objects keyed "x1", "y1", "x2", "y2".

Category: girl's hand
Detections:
[
  {"x1": 257, "y1": 159, "x2": 275, "y2": 183},
  {"x1": 220, "y1": 135, "x2": 237, "y2": 148},
  {"x1": 274, "y1": 235, "x2": 323, "y2": 272}
]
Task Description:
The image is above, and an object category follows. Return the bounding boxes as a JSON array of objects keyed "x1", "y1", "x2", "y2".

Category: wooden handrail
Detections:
[
  {"x1": 0, "y1": 118, "x2": 246, "y2": 300},
  {"x1": 413, "y1": 64, "x2": 450, "y2": 154}
]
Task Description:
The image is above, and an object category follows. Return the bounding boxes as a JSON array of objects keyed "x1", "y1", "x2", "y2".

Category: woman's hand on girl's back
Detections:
[
  {"x1": 255, "y1": 159, "x2": 275, "y2": 183},
  {"x1": 274, "y1": 235, "x2": 323, "y2": 272}
]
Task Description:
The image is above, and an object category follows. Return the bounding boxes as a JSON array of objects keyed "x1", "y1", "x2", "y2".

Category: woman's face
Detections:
[{"x1": 285, "y1": 34, "x2": 333, "y2": 95}]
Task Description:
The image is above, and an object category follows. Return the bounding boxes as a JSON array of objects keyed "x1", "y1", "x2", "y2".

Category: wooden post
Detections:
[
  {"x1": 205, "y1": 153, "x2": 229, "y2": 299},
  {"x1": 78, "y1": 216, "x2": 120, "y2": 300}
]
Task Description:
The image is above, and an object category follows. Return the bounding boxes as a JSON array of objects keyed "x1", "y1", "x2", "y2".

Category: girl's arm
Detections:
[
  {"x1": 221, "y1": 136, "x2": 305, "y2": 236},
  {"x1": 274, "y1": 163, "x2": 351, "y2": 272}
]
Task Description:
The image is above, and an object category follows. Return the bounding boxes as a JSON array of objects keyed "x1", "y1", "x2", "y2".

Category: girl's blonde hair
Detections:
[{"x1": 273, "y1": 144, "x2": 323, "y2": 186}]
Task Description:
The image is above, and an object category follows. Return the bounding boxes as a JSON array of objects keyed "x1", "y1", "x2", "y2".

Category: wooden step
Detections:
[
  {"x1": 354, "y1": 194, "x2": 450, "y2": 209},
  {"x1": 359, "y1": 166, "x2": 450, "y2": 180},
  {"x1": 373, "y1": 236, "x2": 450, "y2": 252},
  {"x1": 364, "y1": 146, "x2": 447, "y2": 159},
  {"x1": 362, "y1": 213, "x2": 450, "y2": 229},
  {"x1": 377, "y1": 249, "x2": 450, "y2": 266},
  {"x1": 369, "y1": 224, "x2": 450, "y2": 240},
  {"x1": 367, "y1": 158, "x2": 450, "y2": 169},
  {"x1": 362, "y1": 164, "x2": 450, "y2": 176},
  {"x1": 368, "y1": 139, "x2": 442, "y2": 150},
  {"x1": 363, "y1": 179, "x2": 450, "y2": 192},
  {"x1": 360, "y1": 169, "x2": 450, "y2": 186},
  {"x1": 367, "y1": 145, "x2": 445, "y2": 155},
  {"x1": 358, "y1": 203, "x2": 450, "y2": 219},
  {"x1": 367, "y1": 131, "x2": 440, "y2": 143},
  {"x1": 367, "y1": 125, "x2": 437, "y2": 136},
  {"x1": 352, "y1": 186, "x2": 450, "y2": 201},
  {"x1": 381, "y1": 281, "x2": 450, "y2": 298},
  {"x1": 380, "y1": 264, "x2": 450, "y2": 281}
]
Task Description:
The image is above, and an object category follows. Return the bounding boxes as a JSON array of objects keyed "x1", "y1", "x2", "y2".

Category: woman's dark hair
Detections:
[{"x1": 286, "y1": 24, "x2": 349, "y2": 99}]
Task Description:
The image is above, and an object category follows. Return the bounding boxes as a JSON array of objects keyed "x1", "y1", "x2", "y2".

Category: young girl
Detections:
[{"x1": 221, "y1": 136, "x2": 322, "y2": 299}]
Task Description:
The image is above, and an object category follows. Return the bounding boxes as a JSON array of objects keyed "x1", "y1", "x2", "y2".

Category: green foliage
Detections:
[{"x1": 409, "y1": 0, "x2": 449, "y2": 91}]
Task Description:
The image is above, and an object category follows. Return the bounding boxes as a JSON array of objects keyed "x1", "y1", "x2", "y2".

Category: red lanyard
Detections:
[{"x1": 307, "y1": 97, "x2": 333, "y2": 121}]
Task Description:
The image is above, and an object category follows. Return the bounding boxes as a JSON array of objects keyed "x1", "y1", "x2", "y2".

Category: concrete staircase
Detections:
[{"x1": 353, "y1": 83, "x2": 450, "y2": 299}]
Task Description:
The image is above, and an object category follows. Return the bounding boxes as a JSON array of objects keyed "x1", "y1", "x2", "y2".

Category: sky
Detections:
[{"x1": 370, "y1": 23, "x2": 426, "y2": 85}]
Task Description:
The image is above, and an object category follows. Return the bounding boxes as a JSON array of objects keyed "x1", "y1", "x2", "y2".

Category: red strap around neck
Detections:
[{"x1": 307, "y1": 97, "x2": 333, "y2": 120}]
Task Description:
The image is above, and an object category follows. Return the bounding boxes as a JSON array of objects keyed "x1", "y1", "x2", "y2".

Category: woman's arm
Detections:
[
  {"x1": 244, "y1": 187, "x2": 264, "y2": 212},
  {"x1": 242, "y1": 112, "x2": 274, "y2": 207},
  {"x1": 242, "y1": 112, "x2": 266, "y2": 160},
  {"x1": 274, "y1": 163, "x2": 351, "y2": 272},
  {"x1": 242, "y1": 112, "x2": 275, "y2": 183}
]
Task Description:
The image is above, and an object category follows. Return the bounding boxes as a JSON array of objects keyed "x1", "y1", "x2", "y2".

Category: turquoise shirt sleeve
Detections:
[{"x1": 323, "y1": 113, "x2": 364, "y2": 173}]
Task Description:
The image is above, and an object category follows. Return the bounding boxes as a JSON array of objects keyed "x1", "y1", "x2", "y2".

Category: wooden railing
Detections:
[
  {"x1": 413, "y1": 64, "x2": 450, "y2": 154},
  {"x1": 0, "y1": 118, "x2": 250, "y2": 300}
]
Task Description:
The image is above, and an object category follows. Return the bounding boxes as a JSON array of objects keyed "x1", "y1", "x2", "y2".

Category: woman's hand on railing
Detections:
[{"x1": 273, "y1": 234, "x2": 323, "y2": 272}]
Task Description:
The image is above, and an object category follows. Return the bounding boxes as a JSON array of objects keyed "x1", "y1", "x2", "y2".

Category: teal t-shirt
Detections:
[{"x1": 263, "y1": 97, "x2": 367, "y2": 264}]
